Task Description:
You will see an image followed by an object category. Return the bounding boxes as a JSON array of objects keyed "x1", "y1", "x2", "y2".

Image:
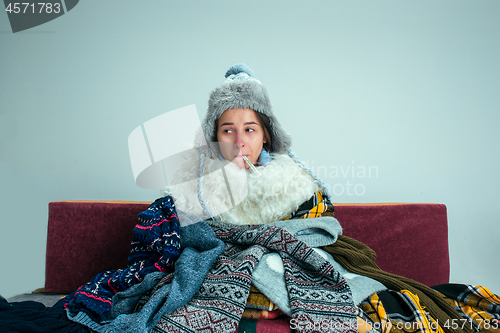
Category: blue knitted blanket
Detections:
[{"x1": 55, "y1": 196, "x2": 181, "y2": 322}]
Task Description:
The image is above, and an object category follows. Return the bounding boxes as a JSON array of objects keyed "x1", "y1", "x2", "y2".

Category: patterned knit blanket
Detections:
[
  {"x1": 151, "y1": 221, "x2": 357, "y2": 333},
  {"x1": 55, "y1": 196, "x2": 181, "y2": 322}
]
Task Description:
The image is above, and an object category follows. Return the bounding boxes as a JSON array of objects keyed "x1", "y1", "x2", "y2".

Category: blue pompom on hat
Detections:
[{"x1": 225, "y1": 63, "x2": 255, "y2": 78}]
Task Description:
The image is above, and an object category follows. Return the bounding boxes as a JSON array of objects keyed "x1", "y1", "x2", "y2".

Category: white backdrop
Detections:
[{"x1": 1, "y1": 0, "x2": 499, "y2": 299}]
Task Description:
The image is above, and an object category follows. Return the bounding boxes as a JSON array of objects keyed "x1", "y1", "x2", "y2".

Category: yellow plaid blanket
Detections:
[
  {"x1": 357, "y1": 285, "x2": 500, "y2": 333},
  {"x1": 285, "y1": 190, "x2": 334, "y2": 220}
]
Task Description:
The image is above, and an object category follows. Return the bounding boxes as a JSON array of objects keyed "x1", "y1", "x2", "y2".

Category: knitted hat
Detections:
[{"x1": 201, "y1": 63, "x2": 292, "y2": 154}]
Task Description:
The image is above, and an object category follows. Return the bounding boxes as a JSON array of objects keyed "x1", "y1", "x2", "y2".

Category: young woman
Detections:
[{"x1": 167, "y1": 63, "x2": 328, "y2": 227}]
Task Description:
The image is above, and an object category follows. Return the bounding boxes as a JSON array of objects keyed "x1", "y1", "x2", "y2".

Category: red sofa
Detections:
[
  {"x1": 10, "y1": 201, "x2": 451, "y2": 310},
  {"x1": 44, "y1": 201, "x2": 449, "y2": 294}
]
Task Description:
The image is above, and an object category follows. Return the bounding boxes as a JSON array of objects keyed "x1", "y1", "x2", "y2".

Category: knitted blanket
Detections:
[
  {"x1": 55, "y1": 196, "x2": 181, "y2": 322},
  {"x1": 151, "y1": 220, "x2": 357, "y2": 333}
]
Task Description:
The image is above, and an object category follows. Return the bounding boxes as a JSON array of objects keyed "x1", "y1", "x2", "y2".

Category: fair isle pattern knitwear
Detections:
[
  {"x1": 55, "y1": 196, "x2": 181, "y2": 322},
  {"x1": 152, "y1": 221, "x2": 357, "y2": 333}
]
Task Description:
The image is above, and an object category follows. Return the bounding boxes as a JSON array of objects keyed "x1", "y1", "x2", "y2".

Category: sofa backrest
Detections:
[
  {"x1": 45, "y1": 201, "x2": 449, "y2": 294},
  {"x1": 334, "y1": 203, "x2": 449, "y2": 287}
]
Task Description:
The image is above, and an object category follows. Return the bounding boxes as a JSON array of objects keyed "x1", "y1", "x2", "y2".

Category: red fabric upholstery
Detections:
[
  {"x1": 333, "y1": 203, "x2": 450, "y2": 287},
  {"x1": 45, "y1": 201, "x2": 150, "y2": 293},
  {"x1": 44, "y1": 201, "x2": 449, "y2": 293}
]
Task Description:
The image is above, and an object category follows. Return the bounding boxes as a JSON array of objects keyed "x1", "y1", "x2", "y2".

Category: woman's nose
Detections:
[{"x1": 235, "y1": 132, "x2": 245, "y2": 148}]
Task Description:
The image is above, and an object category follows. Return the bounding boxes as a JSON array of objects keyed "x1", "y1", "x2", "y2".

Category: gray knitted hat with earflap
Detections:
[
  {"x1": 201, "y1": 63, "x2": 292, "y2": 154},
  {"x1": 194, "y1": 64, "x2": 331, "y2": 220}
]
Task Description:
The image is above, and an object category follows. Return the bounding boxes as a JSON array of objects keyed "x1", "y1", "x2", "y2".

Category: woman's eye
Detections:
[
  {"x1": 223, "y1": 129, "x2": 233, "y2": 134},
  {"x1": 246, "y1": 128, "x2": 255, "y2": 132}
]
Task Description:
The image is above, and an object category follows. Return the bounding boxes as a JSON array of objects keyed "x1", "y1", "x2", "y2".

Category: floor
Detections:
[{"x1": 7, "y1": 292, "x2": 67, "y2": 307}]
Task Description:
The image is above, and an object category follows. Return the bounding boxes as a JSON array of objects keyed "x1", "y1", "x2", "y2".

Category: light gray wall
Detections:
[{"x1": 1, "y1": 0, "x2": 499, "y2": 299}]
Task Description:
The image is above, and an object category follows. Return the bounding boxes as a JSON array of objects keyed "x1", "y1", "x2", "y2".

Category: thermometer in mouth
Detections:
[{"x1": 242, "y1": 156, "x2": 261, "y2": 177}]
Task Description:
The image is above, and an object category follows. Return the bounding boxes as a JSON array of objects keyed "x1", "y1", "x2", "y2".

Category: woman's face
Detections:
[{"x1": 216, "y1": 108, "x2": 267, "y2": 169}]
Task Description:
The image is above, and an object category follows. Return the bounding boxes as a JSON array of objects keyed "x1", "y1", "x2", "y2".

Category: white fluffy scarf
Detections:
[{"x1": 167, "y1": 153, "x2": 321, "y2": 225}]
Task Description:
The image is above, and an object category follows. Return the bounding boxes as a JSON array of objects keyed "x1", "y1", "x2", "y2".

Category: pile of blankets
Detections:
[
  {"x1": 4, "y1": 194, "x2": 499, "y2": 333},
  {"x1": 58, "y1": 194, "x2": 362, "y2": 333}
]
